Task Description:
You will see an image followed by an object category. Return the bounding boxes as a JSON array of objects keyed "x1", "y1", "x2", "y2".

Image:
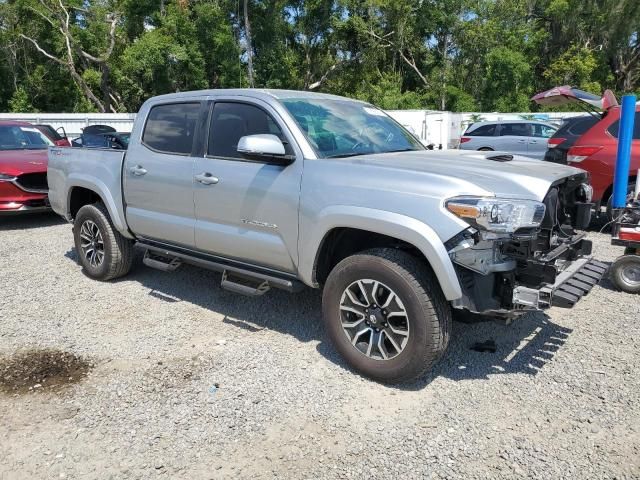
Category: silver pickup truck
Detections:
[{"x1": 48, "y1": 89, "x2": 606, "y2": 383}]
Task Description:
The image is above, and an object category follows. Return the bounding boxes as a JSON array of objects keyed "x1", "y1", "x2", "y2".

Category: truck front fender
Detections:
[
  {"x1": 299, "y1": 206, "x2": 462, "y2": 301},
  {"x1": 66, "y1": 174, "x2": 132, "y2": 239}
]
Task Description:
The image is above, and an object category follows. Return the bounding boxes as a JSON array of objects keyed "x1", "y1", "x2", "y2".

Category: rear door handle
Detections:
[
  {"x1": 194, "y1": 172, "x2": 219, "y2": 185},
  {"x1": 130, "y1": 165, "x2": 147, "y2": 176}
]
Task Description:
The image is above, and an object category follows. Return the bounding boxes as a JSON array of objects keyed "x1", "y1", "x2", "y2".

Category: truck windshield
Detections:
[
  {"x1": 281, "y1": 98, "x2": 424, "y2": 158},
  {"x1": 0, "y1": 126, "x2": 53, "y2": 151}
]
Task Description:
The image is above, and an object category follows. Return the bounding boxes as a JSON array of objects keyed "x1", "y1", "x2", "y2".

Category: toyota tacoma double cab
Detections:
[{"x1": 47, "y1": 89, "x2": 606, "y2": 383}]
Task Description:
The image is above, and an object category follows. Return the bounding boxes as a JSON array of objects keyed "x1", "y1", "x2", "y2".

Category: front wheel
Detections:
[
  {"x1": 322, "y1": 248, "x2": 451, "y2": 383},
  {"x1": 73, "y1": 202, "x2": 134, "y2": 281}
]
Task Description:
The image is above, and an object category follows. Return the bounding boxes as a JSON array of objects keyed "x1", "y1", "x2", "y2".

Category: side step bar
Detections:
[
  {"x1": 137, "y1": 241, "x2": 304, "y2": 295},
  {"x1": 143, "y1": 250, "x2": 182, "y2": 272},
  {"x1": 221, "y1": 270, "x2": 270, "y2": 296},
  {"x1": 549, "y1": 258, "x2": 608, "y2": 308}
]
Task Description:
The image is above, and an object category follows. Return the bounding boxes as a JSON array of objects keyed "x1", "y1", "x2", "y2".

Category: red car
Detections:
[
  {"x1": 34, "y1": 124, "x2": 71, "y2": 147},
  {"x1": 533, "y1": 86, "x2": 638, "y2": 213},
  {"x1": 0, "y1": 121, "x2": 52, "y2": 214}
]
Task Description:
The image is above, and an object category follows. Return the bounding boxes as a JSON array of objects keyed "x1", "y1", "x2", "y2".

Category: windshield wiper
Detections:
[
  {"x1": 386, "y1": 148, "x2": 419, "y2": 153},
  {"x1": 326, "y1": 148, "x2": 419, "y2": 158},
  {"x1": 324, "y1": 152, "x2": 372, "y2": 159}
]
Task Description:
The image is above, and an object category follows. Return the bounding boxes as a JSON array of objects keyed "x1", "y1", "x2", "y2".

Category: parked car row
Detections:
[
  {"x1": 460, "y1": 86, "x2": 639, "y2": 217},
  {"x1": 0, "y1": 121, "x2": 129, "y2": 214},
  {"x1": 459, "y1": 120, "x2": 558, "y2": 159},
  {"x1": 534, "y1": 86, "x2": 638, "y2": 214}
]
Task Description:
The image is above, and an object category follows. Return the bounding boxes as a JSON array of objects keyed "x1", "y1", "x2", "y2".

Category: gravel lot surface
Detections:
[{"x1": 1, "y1": 213, "x2": 639, "y2": 479}]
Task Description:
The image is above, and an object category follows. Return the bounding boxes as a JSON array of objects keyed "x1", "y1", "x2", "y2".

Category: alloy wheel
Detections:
[
  {"x1": 79, "y1": 219, "x2": 105, "y2": 268},
  {"x1": 339, "y1": 279, "x2": 410, "y2": 360}
]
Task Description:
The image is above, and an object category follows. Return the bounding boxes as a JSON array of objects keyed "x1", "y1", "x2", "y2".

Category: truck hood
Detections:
[
  {"x1": 338, "y1": 150, "x2": 588, "y2": 201},
  {"x1": 0, "y1": 149, "x2": 49, "y2": 176}
]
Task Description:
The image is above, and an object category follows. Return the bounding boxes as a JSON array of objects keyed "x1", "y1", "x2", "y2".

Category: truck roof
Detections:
[{"x1": 143, "y1": 88, "x2": 366, "y2": 104}]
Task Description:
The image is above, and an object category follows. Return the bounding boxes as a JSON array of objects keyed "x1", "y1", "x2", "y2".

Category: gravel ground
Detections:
[{"x1": 1, "y1": 212, "x2": 639, "y2": 479}]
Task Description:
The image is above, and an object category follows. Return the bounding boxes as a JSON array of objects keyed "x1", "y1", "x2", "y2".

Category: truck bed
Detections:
[{"x1": 47, "y1": 147, "x2": 130, "y2": 235}]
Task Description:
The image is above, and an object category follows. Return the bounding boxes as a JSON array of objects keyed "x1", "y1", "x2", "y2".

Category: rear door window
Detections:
[
  {"x1": 142, "y1": 102, "x2": 201, "y2": 155},
  {"x1": 532, "y1": 124, "x2": 556, "y2": 138},
  {"x1": 466, "y1": 124, "x2": 496, "y2": 136},
  {"x1": 607, "y1": 112, "x2": 640, "y2": 139},
  {"x1": 207, "y1": 102, "x2": 291, "y2": 159},
  {"x1": 499, "y1": 123, "x2": 531, "y2": 136}
]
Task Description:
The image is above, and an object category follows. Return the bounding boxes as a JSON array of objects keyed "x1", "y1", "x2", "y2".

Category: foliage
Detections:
[{"x1": 1, "y1": 0, "x2": 639, "y2": 113}]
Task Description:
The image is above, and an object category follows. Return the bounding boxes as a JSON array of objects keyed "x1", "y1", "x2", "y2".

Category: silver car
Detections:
[{"x1": 459, "y1": 120, "x2": 557, "y2": 159}]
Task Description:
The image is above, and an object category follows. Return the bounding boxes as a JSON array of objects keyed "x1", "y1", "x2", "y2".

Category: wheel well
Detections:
[
  {"x1": 602, "y1": 175, "x2": 637, "y2": 205},
  {"x1": 69, "y1": 187, "x2": 102, "y2": 219},
  {"x1": 313, "y1": 228, "x2": 426, "y2": 286}
]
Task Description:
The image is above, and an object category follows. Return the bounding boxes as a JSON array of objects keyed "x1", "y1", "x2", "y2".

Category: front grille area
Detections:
[{"x1": 16, "y1": 172, "x2": 48, "y2": 192}]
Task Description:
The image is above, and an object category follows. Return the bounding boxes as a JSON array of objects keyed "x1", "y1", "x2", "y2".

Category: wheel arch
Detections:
[
  {"x1": 66, "y1": 176, "x2": 132, "y2": 238},
  {"x1": 300, "y1": 207, "x2": 462, "y2": 301}
]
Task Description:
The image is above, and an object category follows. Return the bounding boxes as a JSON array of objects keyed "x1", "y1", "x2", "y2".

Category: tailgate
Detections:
[{"x1": 531, "y1": 85, "x2": 617, "y2": 112}]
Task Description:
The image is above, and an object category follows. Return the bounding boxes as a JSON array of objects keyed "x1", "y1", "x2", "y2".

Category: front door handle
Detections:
[
  {"x1": 194, "y1": 172, "x2": 219, "y2": 185},
  {"x1": 130, "y1": 165, "x2": 147, "y2": 176}
]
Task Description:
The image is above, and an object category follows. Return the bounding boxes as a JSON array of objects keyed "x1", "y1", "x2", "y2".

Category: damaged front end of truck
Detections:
[{"x1": 446, "y1": 172, "x2": 607, "y2": 318}]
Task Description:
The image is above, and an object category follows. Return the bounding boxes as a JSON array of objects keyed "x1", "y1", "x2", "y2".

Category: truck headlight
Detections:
[
  {"x1": 0, "y1": 173, "x2": 17, "y2": 182},
  {"x1": 446, "y1": 197, "x2": 546, "y2": 234}
]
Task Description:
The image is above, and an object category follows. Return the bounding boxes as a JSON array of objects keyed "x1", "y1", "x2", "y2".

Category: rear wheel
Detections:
[
  {"x1": 74, "y1": 202, "x2": 134, "y2": 281},
  {"x1": 610, "y1": 254, "x2": 640, "y2": 294},
  {"x1": 478, "y1": 147, "x2": 494, "y2": 151},
  {"x1": 322, "y1": 248, "x2": 451, "y2": 383},
  {"x1": 606, "y1": 183, "x2": 635, "y2": 221}
]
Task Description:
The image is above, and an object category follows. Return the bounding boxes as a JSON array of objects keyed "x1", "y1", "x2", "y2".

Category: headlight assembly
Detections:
[{"x1": 446, "y1": 196, "x2": 546, "y2": 234}]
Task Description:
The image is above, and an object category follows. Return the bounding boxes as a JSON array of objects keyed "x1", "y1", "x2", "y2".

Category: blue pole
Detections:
[{"x1": 612, "y1": 94, "x2": 636, "y2": 208}]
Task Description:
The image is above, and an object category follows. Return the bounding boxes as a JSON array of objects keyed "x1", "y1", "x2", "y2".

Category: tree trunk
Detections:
[
  {"x1": 244, "y1": 0, "x2": 255, "y2": 88},
  {"x1": 101, "y1": 64, "x2": 112, "y2": 113},
  {"x1": 70, "y1": 68, "x2": 105, "y2": 112}
]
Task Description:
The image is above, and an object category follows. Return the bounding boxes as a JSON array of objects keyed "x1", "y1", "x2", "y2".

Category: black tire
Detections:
[
  {"x1": 606, "y1": 183, "x2": 635, "y2": 221},
  {"x1": 478, "y1": 147, "x2": 494, "y2": 151},
  {"x1": 610, "y1": 254, "x2": 640, "y2": 294},
  {"x1": 73, "y1": 202, "x2": 134, "y2": 281},
  {"x1": 322, "y1": 248, "x2": 451, "y2": 383}
]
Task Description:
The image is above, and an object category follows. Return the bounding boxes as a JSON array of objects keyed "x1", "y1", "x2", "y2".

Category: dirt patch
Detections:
[{"x1": 0, "y1": 349, "x2": 92, "y2": 394}]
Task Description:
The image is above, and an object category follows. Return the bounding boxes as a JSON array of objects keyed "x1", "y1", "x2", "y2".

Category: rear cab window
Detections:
[{"x1": 142, "y1": 102, "x2": 201, "y2": 155}]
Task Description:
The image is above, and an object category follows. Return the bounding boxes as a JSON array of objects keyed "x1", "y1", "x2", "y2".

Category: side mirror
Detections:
[{"x1": 237, "y1": 134, "x2": 294, "y2": 165}]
